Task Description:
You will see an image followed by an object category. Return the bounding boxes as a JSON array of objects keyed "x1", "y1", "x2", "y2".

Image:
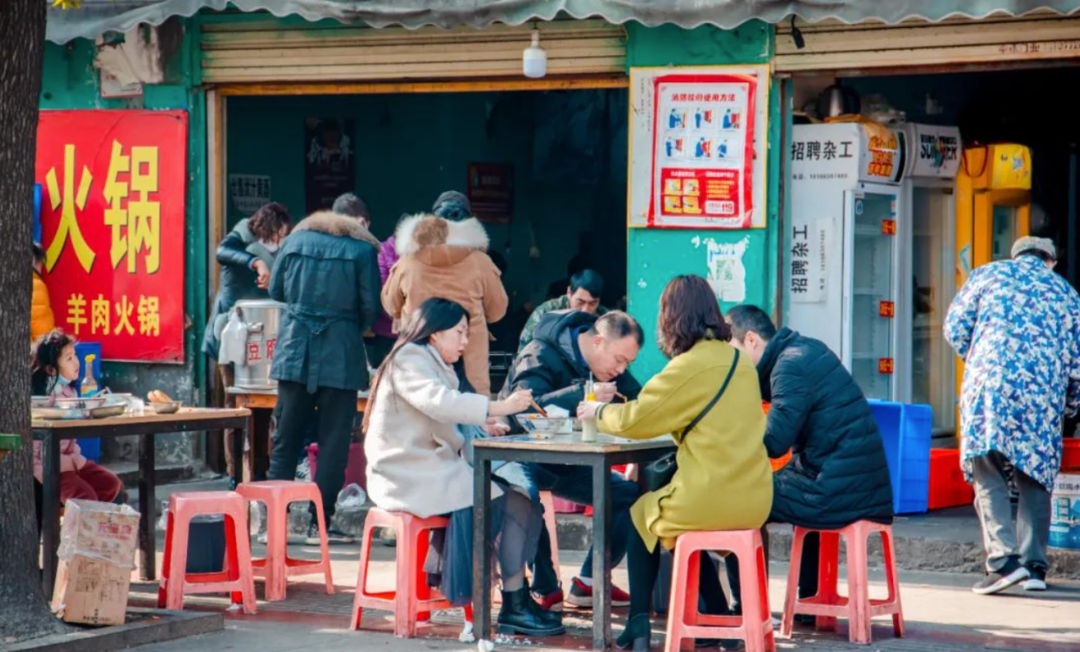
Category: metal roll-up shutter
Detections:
[
  {"x1": 201, "y1": 19, "x2": 626, "y2": 84},
  {"x1": 775, "y1": 13, "x2": 1080, "y2": 73}
]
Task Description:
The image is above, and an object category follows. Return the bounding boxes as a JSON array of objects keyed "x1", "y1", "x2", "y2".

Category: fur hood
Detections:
[
  {"x1": 293, "y1": 210, "x2": 381, "y2": 251},
  {"x1": 395, "y1": 214, "x2": 489, "y2": 256}
]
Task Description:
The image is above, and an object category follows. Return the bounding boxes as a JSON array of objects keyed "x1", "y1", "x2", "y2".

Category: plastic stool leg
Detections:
[
  {"x1": 263, "y1": 499, "x2": 288, "y2": 602},
  {"x1": 230, "y1": 509, "x2": 258, "y2": 615},
  {"x1": 815, "y1": 532, "x2": 841, "y2": 633},
  {"x1": 350, "y1": 517, "x2": 377, "y2": 631},
  {"x1": 157, "y1": 510, "x2": 174, "y2": 609},
  {"x1": 224, "y1": 513, "x2": 243, "y2": 607},
  {"x1": 881, "y1": 528, "x2": 905, "y2": 638},
  {"x1": 664, "y1": 540, "x2": 693, "y2": 652},
  {"x1": 310, "y1": 493, "x2": 334, "y2": 595},
  {"x1": 845, "y1": 528, "x2": 872, "y2": 645},
  {"x1": 416, "y1": 526, "x2": 433, "y2": 623},
  {"x1": 757, "y1": 542, "x2": 777, "y2": 652},
  {"x1": 165, "y1": 511, "x2": 191, "y2": 611},
  {"x1": 780, "y1": 528, "x2": 805, "y2": 638},
  {"x1": 393, "y1": 520, "x2": 417, "y2": 638}
]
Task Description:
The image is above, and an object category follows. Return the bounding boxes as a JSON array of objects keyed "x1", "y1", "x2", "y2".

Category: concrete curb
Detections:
[{"x1": 7, "y1": 609, "x2": 222, "y2": 652}]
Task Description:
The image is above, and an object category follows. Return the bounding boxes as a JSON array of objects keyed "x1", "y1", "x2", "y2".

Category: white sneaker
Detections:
[{"x1": 1023, "y1": 567, "x2": 1048, "y2": 591}]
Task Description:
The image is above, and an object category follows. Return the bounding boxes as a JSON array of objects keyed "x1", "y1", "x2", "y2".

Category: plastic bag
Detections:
[{"x1": 335, "y1": 483, "x2": 367, "y2": 514}]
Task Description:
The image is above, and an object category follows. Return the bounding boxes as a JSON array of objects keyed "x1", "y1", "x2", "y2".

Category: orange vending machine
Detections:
[{"x1": 955, "y1": 144, "x2": 1033, "y2": 284}]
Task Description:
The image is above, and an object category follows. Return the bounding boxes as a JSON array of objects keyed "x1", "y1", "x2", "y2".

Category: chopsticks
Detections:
[
  {"x1": 615, "y1": 392, "x2": 629, "y2": 403},
  {"x1": 528, "y1": 398, "x2": 549, "y2": 417}
]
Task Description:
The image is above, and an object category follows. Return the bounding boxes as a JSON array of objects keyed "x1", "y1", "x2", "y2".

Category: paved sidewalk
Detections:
[{"x1": 128, "y1": 541, "x2": 1080, "y2": 652}]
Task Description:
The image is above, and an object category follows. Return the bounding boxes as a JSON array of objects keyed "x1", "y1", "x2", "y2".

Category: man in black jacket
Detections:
[
  {"x1": 501, "y1": 310, "x2": 643, "y2": 611},
  {"x1": 726, "y1": 305, "x2": 893, "y2": 600}
]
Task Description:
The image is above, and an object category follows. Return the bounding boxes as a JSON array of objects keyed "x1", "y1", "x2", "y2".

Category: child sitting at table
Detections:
[{"x1": 32, "y1": 329, "x2": 123, "y2": 505}]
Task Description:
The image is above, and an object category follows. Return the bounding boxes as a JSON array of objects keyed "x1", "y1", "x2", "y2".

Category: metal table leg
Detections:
[
  {"x1": 592, "y1": 459, "x2": 613, "y2": 649},
  {"x1": 138, "y1": 432, "x2": 157, "y2": 581},
  {"x1": 473, "y1": 454, "x2": 494, "y2": 643},
  {"x1": 235, "y1": 418, "x2": 247, "y2": 488},
  {"x1": 41, "y1": 432, "x2": 61, "y2": 599}
]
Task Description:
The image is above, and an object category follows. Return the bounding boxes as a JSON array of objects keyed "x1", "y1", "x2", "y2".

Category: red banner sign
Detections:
[{"x1": 35, "y1": 110, "x2": 188, "y2": 363}]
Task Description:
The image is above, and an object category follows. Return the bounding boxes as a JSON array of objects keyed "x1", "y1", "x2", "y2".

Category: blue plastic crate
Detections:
[
  {"x1": 79, "y1": 437, "x2": 101, "y2": 463},
  {"x1": 867, "y1": 400, "x2": 932, "y2": 515}
]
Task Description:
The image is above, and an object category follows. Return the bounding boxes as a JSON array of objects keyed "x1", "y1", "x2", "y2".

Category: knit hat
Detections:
[
  {"x1": 432, "y1": 190, "x2": 472, "y2": 222},
  {"x1": 1011, "y1": 236, "x2": 1056, "y2": 261}
]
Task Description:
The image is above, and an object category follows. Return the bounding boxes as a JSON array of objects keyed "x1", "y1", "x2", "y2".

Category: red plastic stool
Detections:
[
  {"x1": 350, "y1": 508, "x2": 470, "y2": 637},
  {"x1": 157, "y1": 491, "x2": 257, "y2": 614},
  {"x1": 236, "y1": 481, "x2": 334, "y2": 601},
  {"x1": 665, "y1": 529, "x2": 775, "y2": 652},
  {"x1": 781, "y1": 521, "x2": 904, "y2": 644}
]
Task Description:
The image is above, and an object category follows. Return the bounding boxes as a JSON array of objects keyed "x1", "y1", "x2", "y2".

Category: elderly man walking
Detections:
[{"x1": 945, "y1": 234, "x2": 1080, "y2": 594}]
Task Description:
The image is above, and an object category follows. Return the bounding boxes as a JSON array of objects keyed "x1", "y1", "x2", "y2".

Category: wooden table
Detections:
[
  {"x1": 33, "y1": 408, "x2": 251, "y2": 598},
  {"x1": 224, "y1": 387, "x2": 368, "y2": 481},
  {"x1": 472, "y1": 434, "x2": 676, "y2": 650}
]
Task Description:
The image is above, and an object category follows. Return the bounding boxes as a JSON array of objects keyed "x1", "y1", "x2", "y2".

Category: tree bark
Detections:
[{"x1": 0, "y1": 0, "x2": 68, "y2": 641}]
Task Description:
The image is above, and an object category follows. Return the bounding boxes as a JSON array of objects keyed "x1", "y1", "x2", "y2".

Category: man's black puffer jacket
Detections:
[{"x1": 759, "y1": 327, "x2": 893, "y2": 528}]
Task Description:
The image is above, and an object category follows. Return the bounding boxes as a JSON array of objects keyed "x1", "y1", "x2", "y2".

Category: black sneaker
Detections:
[
  {"x1": 305, "y1": 522, "x2": 356, "y2": 545},
  {"x1": 972, "y1": 557, "x2": 1029, "y2": 595},
  {"x1": 1023, "y1": 566, "x2": 1048, "y2": 591}
]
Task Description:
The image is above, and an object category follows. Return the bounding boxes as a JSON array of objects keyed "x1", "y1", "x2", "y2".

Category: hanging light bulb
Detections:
[{"x1": 523, "y1": 29, "x2": 547, "y2": 79}]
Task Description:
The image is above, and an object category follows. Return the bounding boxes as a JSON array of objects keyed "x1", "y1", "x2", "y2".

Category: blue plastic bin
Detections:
[{"x1": 867, "y1": 400, "x2": 932, "y2": 515}]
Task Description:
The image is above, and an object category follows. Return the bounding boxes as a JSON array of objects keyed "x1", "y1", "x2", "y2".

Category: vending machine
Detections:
[
  {"x1": 898, "y1": 124, "x2": 962, "y2": 436},
  {"x1": 787, "y1": 122, "x2": 904, "y2": 401},
  {"x1": 955, "y1": 143, "x2": 1033, "y2": 284}
]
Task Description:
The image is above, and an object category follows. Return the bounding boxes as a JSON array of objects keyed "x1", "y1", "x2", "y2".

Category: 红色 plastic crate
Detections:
[
  {"x1": 867, "y1": 400, "x2": 932, "y2": 515},
  {"x1": 928, "y1": 448, "x2": 974, "y2": 510}
]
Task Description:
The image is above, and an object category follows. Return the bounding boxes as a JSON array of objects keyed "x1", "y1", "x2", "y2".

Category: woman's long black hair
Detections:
[{"x1": 362, "y1": 298, "x2": 469, "y2": 431}]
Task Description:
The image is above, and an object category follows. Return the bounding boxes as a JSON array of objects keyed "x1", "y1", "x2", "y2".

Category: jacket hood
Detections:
[
  {"x1": 534, "y1": 309, "x2": 598, "y2": 373},
  {"x1": 756, "y1": 326, "x2": 798, "y2": 400},
  {"x1": 395, "y1": 214, "x2": 489, "y2": 259},
  {"x1": 293, "y1": 211, "x2": 381, "y2": 252}
]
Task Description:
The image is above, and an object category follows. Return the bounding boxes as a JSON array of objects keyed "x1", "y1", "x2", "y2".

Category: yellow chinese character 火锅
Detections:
[
  {"x1": 67, "y1": 294, "x2": 88, "y2": 335},
  {"x1": 114, "y1": 296, "x2": 136, "y2": 336},
  {"x1": 92, "y1": 294, "x2": 110, "y2": 335},
  {"x1": 105, "y1": 142, "x2": 161, "y2": 274},
  {"x1": 138, "y1": 296, "x2": 160, "y2": 337},
  {"x1": 45, "y1": 145, "x2": 96, "y2": 274}
]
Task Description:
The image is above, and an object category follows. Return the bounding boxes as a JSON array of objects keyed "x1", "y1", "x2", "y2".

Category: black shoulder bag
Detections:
[{"x1": 639, "y1": 349, "x2": 740, "y2": 493}]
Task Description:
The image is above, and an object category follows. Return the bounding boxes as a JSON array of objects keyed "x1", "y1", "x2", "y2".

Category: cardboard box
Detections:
[
  {"x1": 52, "y1": 555, "x2": 132, "y2": 626},
  {"x1": 51, "y1": 500, "x2": 140, "y2": 626}
]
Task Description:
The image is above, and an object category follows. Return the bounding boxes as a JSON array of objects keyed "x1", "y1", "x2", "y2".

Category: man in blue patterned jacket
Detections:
[{"x1": 945, "y1": 234, "x2": 1080, "y2": 595}]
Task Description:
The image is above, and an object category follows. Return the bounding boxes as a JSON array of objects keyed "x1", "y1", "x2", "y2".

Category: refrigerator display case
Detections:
[{"x1": 787, "y1": 122, "x2": 904, "y2": 401}]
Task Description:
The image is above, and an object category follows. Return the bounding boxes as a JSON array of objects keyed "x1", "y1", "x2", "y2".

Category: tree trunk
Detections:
[{"x1": 0, "y1": 0, "x2": 67, "y2": 641}]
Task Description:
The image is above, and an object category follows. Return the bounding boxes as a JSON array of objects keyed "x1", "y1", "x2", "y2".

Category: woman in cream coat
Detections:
[{"x1": 363, "y1": 297, "x2": 563, "y2": 637}]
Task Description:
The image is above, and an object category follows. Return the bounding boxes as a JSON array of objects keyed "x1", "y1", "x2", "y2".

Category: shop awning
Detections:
[{"x1": 46, "y1": 0, "x2": 1080, "y2": 44}]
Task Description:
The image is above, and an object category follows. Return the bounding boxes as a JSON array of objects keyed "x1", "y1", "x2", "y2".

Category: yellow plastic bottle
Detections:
[{"x1": 582, "y1": 377, "x2": 598, "y2": 442}]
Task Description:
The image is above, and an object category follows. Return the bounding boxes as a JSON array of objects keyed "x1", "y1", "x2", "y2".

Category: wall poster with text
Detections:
[{"x1": 628, "y1": 66, "x2": 769, "y2": 230}]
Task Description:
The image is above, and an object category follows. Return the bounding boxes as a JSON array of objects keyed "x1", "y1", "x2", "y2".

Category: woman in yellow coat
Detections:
[{"x1": 579, "y1": 275, "x2": 773, "y2": 651}]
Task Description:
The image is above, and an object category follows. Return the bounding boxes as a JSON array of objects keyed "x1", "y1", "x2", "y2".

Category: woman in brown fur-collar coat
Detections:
[{"x1": 381, "y1": 213, "x2": 508, "y2": 395}]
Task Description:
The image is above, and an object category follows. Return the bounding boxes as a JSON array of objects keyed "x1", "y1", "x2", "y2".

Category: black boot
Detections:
[
  {"x1": 498, "y1": 588, "x2": 565, "y2": 636},
  {"x1": 616, "y1": 613, "x2": 651, "y2": 651}
]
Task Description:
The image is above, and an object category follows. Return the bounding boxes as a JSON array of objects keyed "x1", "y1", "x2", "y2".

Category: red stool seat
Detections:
[
  {"x1": 350, "y1": 507, "x2": 471, "y2": 637},
  {"x1": 157, "y1": 491, "x2": 257, "y2": 614},
  {"x1": 781, "y1": 521, "x2": 904, "y2": 645},
  {"x1": 665, "y1": 529, "x2": 775, "y2": 652},
  {"x1": 236, "y1": 480, "x2": 334, "y2": 601}
]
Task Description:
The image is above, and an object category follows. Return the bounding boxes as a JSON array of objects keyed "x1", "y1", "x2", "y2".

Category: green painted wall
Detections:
[
  {"x1": 39, "y1": 23, "x2": 208, "y2": 465},
  {"x1": 624, "y1": 22, "x2": 780, "y2": 379}
]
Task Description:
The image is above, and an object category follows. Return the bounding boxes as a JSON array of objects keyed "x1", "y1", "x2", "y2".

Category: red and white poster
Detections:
[
  {"x1": 35, "y1": 110, "x2": 188, "y2": 363},
  {"x1": 645, "y1": 72, "x2": 762, "y2": 229}
]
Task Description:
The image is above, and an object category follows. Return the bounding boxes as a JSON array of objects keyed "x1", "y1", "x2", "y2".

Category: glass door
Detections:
[
  {"x1": 911, "y1": 186, "x2": 956, "y2": 435},
  {"x1": 849, "y1": 191, "x2": 897, "y2": 401},
  {"x1": 991, "y1": 205, "x2": 1019, "y2": 261}
]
